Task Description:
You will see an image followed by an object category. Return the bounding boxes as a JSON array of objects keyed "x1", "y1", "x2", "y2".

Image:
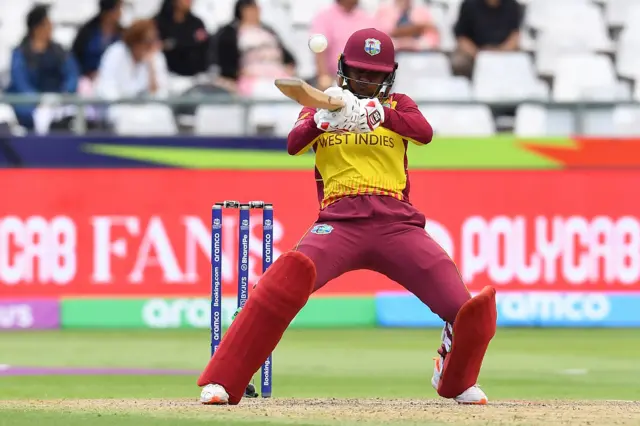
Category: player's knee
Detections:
[
  {"x1": 425, "y1": 256, "x2": 460, "y2": 279},
  {"x1": 253, "y1": 251, "x2": 316, "y2": 316},
  {"x1": 427, "y1": 257, "x2": 471, "y2": 322},
  {"x1": 292, "y1": 244, "x2": 329, "y2": 291}
]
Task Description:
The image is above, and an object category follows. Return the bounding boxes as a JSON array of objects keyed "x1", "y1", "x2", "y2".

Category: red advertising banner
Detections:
[{"x1": 0, "y1": 169, "x2": 638, "y2": 297}]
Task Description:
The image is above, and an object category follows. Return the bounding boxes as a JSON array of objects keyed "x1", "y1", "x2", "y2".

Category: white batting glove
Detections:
[
  {"x1": 314, "y1": 87, "x2": 359, "y2": 133},
  {"x1": 352, "y1": 98, "x2": 385, "y2": 133},
  {"x1": 314, "y1": 110, "x2": 357, "y2": 133}
]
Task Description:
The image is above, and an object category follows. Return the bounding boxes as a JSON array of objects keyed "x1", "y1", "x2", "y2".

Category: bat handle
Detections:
[{"x1": 329, "y1": 97, "x2": 345, "y2": 112}]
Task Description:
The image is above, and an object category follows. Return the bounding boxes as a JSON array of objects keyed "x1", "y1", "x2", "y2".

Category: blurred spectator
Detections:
[
  {"x1": 94, "y1": 19, "x2": 169, "y2": 100},
  {"x1": 6, "y1": 4, "x2": 79, "y2": 129},
  {"x1": 375, "y1": 0, "x2": 439, "y2": 52},
  {"x1": 452, "y1": 0, "x2": 523, "y2": 77},
  {"x1": 311, "y1": 0, "x2": 378, "y2": 90},
  {"x1": 212, "y1": 0, "x2": 295, "y2": 96},
  {"x1": 154, "y1": 0, "x2": 210, "y2": 76},
  {"x1": 72, "y1": 0, "x2": 123, "y2": 80}
]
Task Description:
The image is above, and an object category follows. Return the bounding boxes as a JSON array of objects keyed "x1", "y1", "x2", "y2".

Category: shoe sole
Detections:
[
  {"x1": 201, "y1": 395, "x2": 229, "y2": 405},
  {"x1": 433, "y1": 355, "x2": 488, "y2": 405},
  {"x1": 456, "y1": 398, "x2": 488, "y2": 405}
]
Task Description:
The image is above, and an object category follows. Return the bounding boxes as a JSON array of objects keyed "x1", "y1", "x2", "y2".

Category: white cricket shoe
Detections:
[
  {"x1": 430, "y1": 355, "x2": 443, "y2": 391},
  {"x1": 431, "y1": 355, "x2": 488, "y2": 405},
  {"x1": 200, "y1": 384, "x2": 230, "y2": 405},
  {"x1": 454, "y1": 385, "x2": 488, "y2": 405}
]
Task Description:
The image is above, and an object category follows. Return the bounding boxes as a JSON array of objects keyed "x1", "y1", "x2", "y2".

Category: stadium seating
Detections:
[
  {"x1": 472, "y1": 51, "x2": 549, "y2": 102},
  {"x1": 0, "y1": 0, "x2": 638, "y2": 136},
  {"x1": 514, "y1": 104, "x2": 576, "y2": 137},
  {"x1": 613, "y1": 105, "x2": 640, "y2": 136},
  {"x1": 290, "y1": 28, "x2": 317, "y2": 80},
  {"x1": 49, "y1": 0, "x2": 98, "y2": 26},
  {"x1": 110, "y1": 104, "x2": 178, "y2": 135},
  {"x1": 167, "y1": 75, "x2": 196, "y2": 96},
  {"x1": 191, "y1": 0, "x2": 218, "y2": 32},
  {"x1": 194, "y1": 104, "x2": 246, "y2": 136},
  {"x1": 552, "y1": 53, "x2": 618, "y2": 101},
  {"x1": 419, "y1": 104, "x2": 496, "y2": 136},
  {"x1": 52, "y1": 26, "x2": 76, "y2": 49},
  {"x1": 396, "y1": 52, "x2": 452, "y2": 79},
  {"x1": 397, "y1": 76, "x2": 471, "y2": 101},
  {"x1": 606, "y1": 0, "x2": 637, "y2": 28},
  {"x1": 0, "y1": 103, "x2": 19, "y2": 127},
  {"x1": 248, "y1": 103, "x2": 301, "y2": 136}
]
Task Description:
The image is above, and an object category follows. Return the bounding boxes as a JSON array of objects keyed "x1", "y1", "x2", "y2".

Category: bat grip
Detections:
[{"x1": 329, "y1": 98, "x2": 346, "y2": 112}]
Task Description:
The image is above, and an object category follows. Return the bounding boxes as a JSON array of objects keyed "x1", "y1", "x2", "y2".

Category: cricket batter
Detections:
[{"x1": 198, "y1": 28, "x2": 497, "y2": 405}]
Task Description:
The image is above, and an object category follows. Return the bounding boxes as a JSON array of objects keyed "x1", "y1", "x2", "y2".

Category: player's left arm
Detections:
[{"x1": 381, "y1": 94, "x2": 433, "y2": 145}]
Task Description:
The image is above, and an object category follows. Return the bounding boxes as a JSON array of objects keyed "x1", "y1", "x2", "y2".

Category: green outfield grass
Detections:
[{"x1": 1, "y1": 328, "x2": 638, "y2": 425}]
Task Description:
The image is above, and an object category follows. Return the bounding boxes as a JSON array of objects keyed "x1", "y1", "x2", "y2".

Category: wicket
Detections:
[{"x1": 211, "y1": 200, "x2": 273, "y2": 398}]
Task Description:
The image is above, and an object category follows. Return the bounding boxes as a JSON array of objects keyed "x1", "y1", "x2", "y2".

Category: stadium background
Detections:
[
  {"x1": 1, "y1": 0, "x2": 639, "y2": 417},
  {"x1": 2, "y1": 0, "x2": 638, "y2": 330}
]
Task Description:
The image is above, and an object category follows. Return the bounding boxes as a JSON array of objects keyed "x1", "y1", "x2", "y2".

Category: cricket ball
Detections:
[{"x1": 308, "y1": 34, "x2": 328, "y2": 53}]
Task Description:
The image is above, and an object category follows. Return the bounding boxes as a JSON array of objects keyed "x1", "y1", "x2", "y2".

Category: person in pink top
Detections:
[
  {"x1": 310, "y1": 0, "x2": 378, "y2": 90},
  {"x1": 375, "y1": 0, "x2": 440, "y2": 52},
  {"x1": 213, "y1": 0, "x2": 296, "y2": 96}
]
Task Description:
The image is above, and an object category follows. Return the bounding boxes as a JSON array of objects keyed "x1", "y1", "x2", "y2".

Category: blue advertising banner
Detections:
[
  {"x1": 0, "y1": 135, "x2": 285, "y2": 168},
  {"x1": 376, "y1": 292, "x2": 640, "y2": 328}
]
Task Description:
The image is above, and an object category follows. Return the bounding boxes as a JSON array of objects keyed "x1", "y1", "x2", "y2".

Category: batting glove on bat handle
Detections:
[
  {"x1": 354, "y1": 98, "x2": 385, "y2": 133},
  {"x1": 314, "y1": 88, "x2": 359, "y2": 132},
  {"x1": 315, "y1": 87, "x2": 357, "y2": 116},
  {"x1": 337, "y1": 89, "x2": 358, "y2": 114},
  {"x1": 314, "y1": 109, "x2": 358, "y2": 133}
]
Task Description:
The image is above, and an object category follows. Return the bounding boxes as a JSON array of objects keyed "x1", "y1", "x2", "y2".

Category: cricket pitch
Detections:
[{"x1": 2, "y1": 398, "x2": 639, "y2": 426}]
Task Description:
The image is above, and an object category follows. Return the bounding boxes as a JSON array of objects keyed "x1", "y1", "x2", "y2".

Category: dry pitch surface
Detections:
[{"x1": 2, "y1": 398, "x2": 639, "y2": 425}]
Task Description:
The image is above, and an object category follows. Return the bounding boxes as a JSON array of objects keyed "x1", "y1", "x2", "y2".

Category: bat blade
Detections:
[{"x1": 274, "y1": 78, "x2": 345, "y2": 110}]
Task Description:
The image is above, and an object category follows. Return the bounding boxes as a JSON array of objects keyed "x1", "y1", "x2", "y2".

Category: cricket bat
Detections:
[{"x1": 274, "y1": 78, "x2": 345, "y2": 110}]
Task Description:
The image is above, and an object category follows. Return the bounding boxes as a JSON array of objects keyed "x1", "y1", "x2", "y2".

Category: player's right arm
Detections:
[{"x1": 287, "y1": 107, "x2": 323, "y2": 156}]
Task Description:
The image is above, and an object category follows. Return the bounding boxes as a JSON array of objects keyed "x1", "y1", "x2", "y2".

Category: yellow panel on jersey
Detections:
[
  {"x1": 313, "y1": 126, "x2": 407, "y2": 209},
  {"x1": 287, "y1": 93, "x2": 433, "y2": 210}
]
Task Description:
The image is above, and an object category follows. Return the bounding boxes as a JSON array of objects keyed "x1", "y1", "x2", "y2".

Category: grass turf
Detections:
[
  {"x1": 1, "y1": 328, "x2": 638, "y2": 425},
  {"x1": 0, "y1": 410, "x2": 334, "y2": 426}
]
